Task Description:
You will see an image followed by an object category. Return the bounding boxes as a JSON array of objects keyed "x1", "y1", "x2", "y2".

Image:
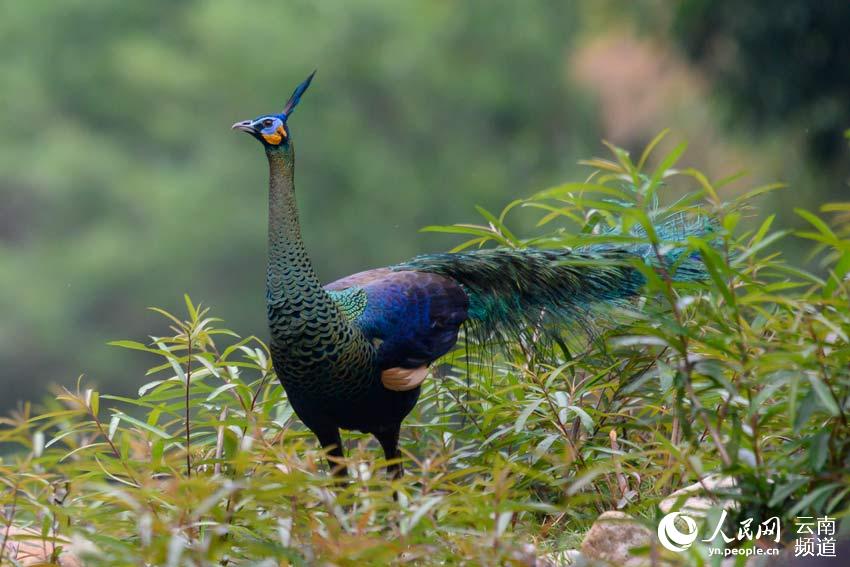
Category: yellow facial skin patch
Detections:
[{"x1": 262, "y1": 125, "x2": 288, "y2": 146}]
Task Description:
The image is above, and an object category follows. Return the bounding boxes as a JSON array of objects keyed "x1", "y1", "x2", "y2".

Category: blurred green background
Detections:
[{"x1": 1, "y1": 0, "x2": 848, "y2": 410}]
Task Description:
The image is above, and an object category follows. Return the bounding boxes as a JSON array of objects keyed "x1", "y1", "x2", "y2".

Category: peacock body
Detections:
[{"x1": 232, "y1": 73, "x2": 711, "y2": 477}]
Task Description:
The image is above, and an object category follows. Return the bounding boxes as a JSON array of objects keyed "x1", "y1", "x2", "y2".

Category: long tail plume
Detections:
[{"x1": 393, "y1": 213, "x2": 715, "y2": 348}]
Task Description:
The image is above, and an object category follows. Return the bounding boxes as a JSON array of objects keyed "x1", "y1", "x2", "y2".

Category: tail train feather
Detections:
[{"x1": 392, "y1": 213, "x2": 715, "y2": 347}]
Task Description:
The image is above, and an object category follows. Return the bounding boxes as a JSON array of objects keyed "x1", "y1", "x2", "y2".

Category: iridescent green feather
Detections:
[{"x1": 328, "y1": 287, "x2": 368, "y2": 321}]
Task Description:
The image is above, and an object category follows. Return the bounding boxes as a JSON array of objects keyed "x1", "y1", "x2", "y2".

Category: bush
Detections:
[{"x1": 1, "y1": 136, "x2": 848, "y2": 565}]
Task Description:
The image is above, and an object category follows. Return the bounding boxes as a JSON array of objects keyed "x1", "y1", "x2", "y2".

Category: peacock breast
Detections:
[{"x1": 269, "y1": 329, "x2": 376, "y2": 401}]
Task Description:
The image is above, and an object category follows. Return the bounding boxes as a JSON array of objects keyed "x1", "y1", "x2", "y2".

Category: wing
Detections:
[
  {"x1": 325, "y1": 267, "x2": 394, "y2": 291},
  {"x1": 325, "y1": 269, "x2": 469, "y2": 383}
]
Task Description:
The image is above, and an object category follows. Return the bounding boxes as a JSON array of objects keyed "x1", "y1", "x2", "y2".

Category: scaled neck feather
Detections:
[{"x1": 265, "y1": 143, "x2": 326, "y2": 309}]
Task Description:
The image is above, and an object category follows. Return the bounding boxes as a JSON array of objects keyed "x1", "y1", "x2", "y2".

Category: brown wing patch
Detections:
[
  {"x1": 324, "y1": 268, "x2": 394, "y2": 291},
  {"x1": 381, "y1": 366, "x2": 429, "y2": 392}
]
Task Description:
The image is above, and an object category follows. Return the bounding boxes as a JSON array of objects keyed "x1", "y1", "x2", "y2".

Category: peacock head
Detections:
[{"x1": 231, "y1": 70, "x2": 315, "y2": 148}]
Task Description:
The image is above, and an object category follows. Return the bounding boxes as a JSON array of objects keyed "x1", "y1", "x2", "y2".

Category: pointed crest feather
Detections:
[{"x1": 282, "y1": 70, "x2": 316, "y2": 119}]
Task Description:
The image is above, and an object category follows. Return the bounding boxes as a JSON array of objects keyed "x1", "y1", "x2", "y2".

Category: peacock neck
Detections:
[
  {"x1": 263, "y1": 141, "x2": 375, "y2": 397},
  {"x1": 265, "y1": 143, "x2": 326, "y2": 311}
]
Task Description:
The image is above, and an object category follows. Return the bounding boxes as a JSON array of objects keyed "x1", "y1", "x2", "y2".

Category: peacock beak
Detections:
[{"x1": 231, "y1": 120, "x2": 255, "y2": 134}]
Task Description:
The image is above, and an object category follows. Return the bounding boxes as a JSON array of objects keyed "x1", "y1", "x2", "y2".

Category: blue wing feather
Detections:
[{"x1": 325, "y1": 269, "x2": 468, "y2": 369}]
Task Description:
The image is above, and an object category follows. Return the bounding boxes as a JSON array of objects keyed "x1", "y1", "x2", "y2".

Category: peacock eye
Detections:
[{"x1": 262, "y1": 119, "x2": 274, "y2": 128}]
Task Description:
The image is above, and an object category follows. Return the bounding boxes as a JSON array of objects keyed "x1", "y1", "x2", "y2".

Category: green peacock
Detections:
[{"x1": 231, "y1": 72, "x2": 710, "y2": 478}]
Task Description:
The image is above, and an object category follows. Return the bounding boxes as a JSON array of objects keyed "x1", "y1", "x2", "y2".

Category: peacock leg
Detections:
[
  {"x1": 374, "y1": 424, "x2": 403, "y2": 480},
  {"x1": 314, "y1": 427, "x2": 347, "y2": 478}
]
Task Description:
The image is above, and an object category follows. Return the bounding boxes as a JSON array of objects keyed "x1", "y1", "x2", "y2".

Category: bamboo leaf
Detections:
[
  {"x1": 807, "y1": 375, "x2": 840, "y2": 416},
  {"x1": 515, "y1": 398, "x2": 545, "y2": 432},
  {"x1": 637, "y1": 128, "x2": 670, "y2": 171},
  {"x1": 112, "y1": 412, "x2": 173, "y2": 439}
]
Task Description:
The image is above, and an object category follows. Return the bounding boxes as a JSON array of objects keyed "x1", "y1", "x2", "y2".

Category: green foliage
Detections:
[{"x1": 2, "y1": 140, "x2": 849, "y2": 565}]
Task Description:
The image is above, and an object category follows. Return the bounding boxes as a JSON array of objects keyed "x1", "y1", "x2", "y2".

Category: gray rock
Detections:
[
  {"x1": 580, "y1": 511, "x2": 653, "y2": 567},
  {"x1": 660, "y1": 475, "x2": 738, "y2": 516}
]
